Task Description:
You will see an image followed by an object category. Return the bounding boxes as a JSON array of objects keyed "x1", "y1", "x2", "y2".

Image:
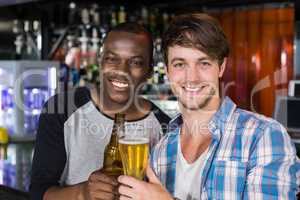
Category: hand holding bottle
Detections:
[{"x1": 82, "y1": 169, "x2": 119, "y2": 200}]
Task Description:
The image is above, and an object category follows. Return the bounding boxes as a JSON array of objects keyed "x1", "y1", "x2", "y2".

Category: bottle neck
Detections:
[{"x1": 111, "y1": 113, "x2": 125, "y2": 142}]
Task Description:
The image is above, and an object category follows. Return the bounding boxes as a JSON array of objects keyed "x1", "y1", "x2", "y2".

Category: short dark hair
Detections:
[
  {"x1": 162, "y1": 13, "x2": 230, "y2": 65},
  {"x1": 104, "y1": 22, "x2": 154, "y2": 68}
]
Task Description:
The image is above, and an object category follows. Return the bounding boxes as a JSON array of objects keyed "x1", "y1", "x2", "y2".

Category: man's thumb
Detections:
[{"x1": 146, "y1": 164, "x2": 161, "y2": 185}]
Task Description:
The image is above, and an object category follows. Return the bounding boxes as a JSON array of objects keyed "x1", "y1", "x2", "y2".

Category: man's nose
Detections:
[
  {"x1": 119, "y1": 60, "x2": 130, "y2": 73},
  {"x1": 185, "y1": 65, "x2": 201, "y2": 82}
]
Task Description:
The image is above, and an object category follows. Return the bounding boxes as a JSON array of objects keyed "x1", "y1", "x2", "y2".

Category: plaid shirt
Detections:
[{"x1": 150, "y1": 97, "x2": 300, "y2": 200}]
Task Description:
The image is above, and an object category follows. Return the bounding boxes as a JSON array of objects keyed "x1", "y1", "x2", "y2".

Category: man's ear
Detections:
[{"x1": 219, "y1": 57, "x2": 227, "y2": 78}]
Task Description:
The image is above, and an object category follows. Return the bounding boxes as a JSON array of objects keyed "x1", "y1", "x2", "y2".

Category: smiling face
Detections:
[
  {"x1": 167, "y1": 45, "x2": 226, "y2": 111},
  {"x1": 100, "y1": 31, "x2": 151, "y2": 105}
]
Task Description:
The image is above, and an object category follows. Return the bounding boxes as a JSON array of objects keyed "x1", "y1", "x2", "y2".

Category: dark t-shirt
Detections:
[{"x1": 30, "y1": 87, "x2": 170, "y2": 200}]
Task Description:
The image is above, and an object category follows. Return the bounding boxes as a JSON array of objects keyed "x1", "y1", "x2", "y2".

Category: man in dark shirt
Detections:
[{"x1": 30, "y1": 22, "x2": 170, "y2": 200}]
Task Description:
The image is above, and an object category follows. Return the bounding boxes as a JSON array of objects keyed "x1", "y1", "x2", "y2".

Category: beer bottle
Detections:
[{"x1": 102, "y1": 113, "x2": 125, "y2": 177}]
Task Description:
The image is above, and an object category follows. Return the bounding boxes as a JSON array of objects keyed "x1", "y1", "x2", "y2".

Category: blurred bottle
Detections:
[
  {"x1": 33, "y1": 20, "x2": 42, "y2": 59},
  {"x1": 24, "y1": 20, "x2": 39, "y2": 60},
  {"x1": 68, "y1": 2, "x2": 77, "y2": 26},
  {"x1": 153, "y1": 65, "x2": 159, "y2": 85},
  {"x1": 149, "y1": 9, "x2": 157, "y2": 36},
  {"x1": 118, "y1": 6, "x2": 126, "y2": 24},
  {"x1": 0, "y1": 127, "x2": 9, "y2": 145},
  {"x1": 91, "y1": 4, "x2": 99, "y2": 23},
  {"x1": 111, "y1": 7, "x2": 117, "y2": 27},
  {"x1": 102, "y1": 113, "x2": 125, "y2": 177},
  {"x1": 87, "y1": 28, "x2": 100, "y2": 84},
  {"x1": 153, "y1": 38, "x2": 166, "y2": 84},
  {"x1": 81, "y1": 8, "x2": 90, "y2": 27},
  {"x1": 78, "y1": 28, "x2": 89, "y2": 86},
  {"x1": 12, "y1": 20, "x2": 24, "y2": 60},
  {"x1": 141, "y1": 6, "x2": 149, "y2": 27},
  {"x1": 0, "y1": 144, "x2": 7, "y2": 160},
  {"x1": 162, "y1": 12, "x2": 170, "y2": 32}
]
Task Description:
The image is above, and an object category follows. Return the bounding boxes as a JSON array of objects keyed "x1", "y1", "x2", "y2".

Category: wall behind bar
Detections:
[
  {"x1": 209, "y1": 5, "x2": 294, "y2": 117},
  {"x1": 295, "y1": 0, "x2": 300, "y2": 79}
]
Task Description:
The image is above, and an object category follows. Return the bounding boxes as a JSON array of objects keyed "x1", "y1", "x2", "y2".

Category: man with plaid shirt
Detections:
[{"x1": 118, "y1": 13, "x2": 300, "y2": 200}]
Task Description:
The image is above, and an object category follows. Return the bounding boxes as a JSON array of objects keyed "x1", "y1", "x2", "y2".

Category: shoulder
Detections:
[
  {"x1": 42, "y1": 86, "x2": 91, "y2": 118},
  {"x1": 231, "y1": 108, "x2": 286, "y2": 137},
  {"x1": 232, "y1": 108, "x2": 296, "y2": 157}
]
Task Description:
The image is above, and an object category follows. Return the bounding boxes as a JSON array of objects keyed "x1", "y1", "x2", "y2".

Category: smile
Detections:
[
  {"x1": 110, "y1": 79, "x2": 129, "y2": 89},
  {"x1": 183, "y1": 85, "x2": 207, "y2": 93}
]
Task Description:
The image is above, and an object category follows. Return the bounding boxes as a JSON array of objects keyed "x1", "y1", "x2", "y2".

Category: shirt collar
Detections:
[
  {"x1": 208, "y1": 96, "x2": 236, "y2": 140},
  {"x1": 168, "y1": 96, "x2": 236, "y2": 140}
]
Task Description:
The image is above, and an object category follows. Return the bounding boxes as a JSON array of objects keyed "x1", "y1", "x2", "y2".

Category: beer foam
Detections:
[{"x1": 119, "y1": 137, "x2": 149, "y2": 145}]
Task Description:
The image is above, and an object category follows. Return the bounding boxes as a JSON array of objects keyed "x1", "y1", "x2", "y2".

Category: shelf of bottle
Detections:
[{"x1": 141, "y1": 83, "x2": 171, "y2": 93}]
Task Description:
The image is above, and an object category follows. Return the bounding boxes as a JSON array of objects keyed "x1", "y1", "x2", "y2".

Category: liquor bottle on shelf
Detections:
[
  {"x1": 78, "y1": 29, "x2": 89, "y2": 86},
  {"x1": 81, "y1": 8, "x2": 90, "y2": 28},
  {"x1": 78, "y1": 7, "x2": 92, "y2": 87},
  {"x1": 13, "y1": 20, "x2": 25, "y2": 60},
  {"x1": 153, "y1": 65, "x2": 159, "y2": 85},
  {"x1": 65, "y1": 4, "x2": 81, "y2": 87},
  {"x1": 153, "y1": 38, "x2": 166, "y2": 85},
  {"x1": 149, "y1": 8, "x2": 157, "y2": 36},
  {"x1": 140, "y1": 6, "x2": 149, "y2": 27},
  {"x1": 162, "y1": 12, "x2": 170, "y2": 32},
  {"x1": 111, "y1": 7, "x2": 118, "y2": 27},
  {"x1": 61, "y1": 35, "x2": 74, "y2": 88},
  {"x1": 68, "y1": 2, "x2": 77, "y2": 26},
  {"x1": 91, "y1": 4, "x2": 100, "y2": 26},
  {"x1": 24, "y1": 21, "x2": 32, "y2": 56},
  {"x1": 118, "y1": 6, "x2": 126, "y2": 24},
  {"x1": 87, "y1": 27, "x2": 100, "y2": 84},
  {"x1": 33, "y1": 20, "x2": 42, "y2": 59},
  {"x1": 14, "y1": 35, "x2": 24, "y2": 60},
  {"x1": 24, "y1": 20, "x2": 39, "y2": 60},
  {"x1": 12, "y1": 20, "x2": 42, "y2": 60}
]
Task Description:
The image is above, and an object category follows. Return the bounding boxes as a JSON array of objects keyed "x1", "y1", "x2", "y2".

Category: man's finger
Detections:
[
  {"x1": 119, "y1": 195, "x2": 132, "y2": 200},
  {"x1": 118, "y1": 175, "x2": 141, "y2": 188},
  {"x1": 118, "y1": 185, "x2": 136, "y2": 198},
  {"x1": 89, "y1": 182, "x2": 117, "y2": 194},
  {"x1": 90, "y1": 172, "x2": 118, "y2": 186},
  {"x1": 91, "y1": 190, "x2": 115, "y2": 200}
]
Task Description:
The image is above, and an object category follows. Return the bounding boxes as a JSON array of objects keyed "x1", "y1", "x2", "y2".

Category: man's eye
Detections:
[
  {"x1": 104, "y1": 56, "x2": 118, "y2": 63},
  {"x1": 173, "y1": 63, "x2": 185, "y2": 68},
  {"x1": 199, "y1": 62, "x2": 211, "y2": 69},
  {"x1": 130, "y1": 60, "x2": 144, "y2": 67}
]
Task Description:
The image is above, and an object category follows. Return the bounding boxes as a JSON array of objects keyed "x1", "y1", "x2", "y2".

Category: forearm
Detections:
[{"x1": 43, "y1": 182, "x2": 86, "y2": 200}]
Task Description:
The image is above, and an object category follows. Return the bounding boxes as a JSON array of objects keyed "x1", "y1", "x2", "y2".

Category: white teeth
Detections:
[
  {"x1": 185, "y1": 87, "x2": 201, "y2": 92},
  {"x1": 111, "y1": 81, "x2": 128, "y2": 88}
]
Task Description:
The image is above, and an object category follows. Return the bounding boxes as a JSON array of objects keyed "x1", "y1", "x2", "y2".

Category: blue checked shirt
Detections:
[{"x1": 150, "y1": 97, "x2": 300, "y2": 199}]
